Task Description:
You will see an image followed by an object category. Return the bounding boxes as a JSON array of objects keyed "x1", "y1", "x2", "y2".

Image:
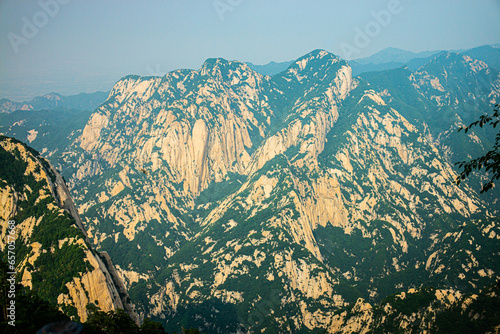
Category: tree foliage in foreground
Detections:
[
  {"x1": 456, "y1": 103, "x2": 500, "y2": 192},
  {"x1": 84, "y1": 304, "x2": 201, "y2": 334}
]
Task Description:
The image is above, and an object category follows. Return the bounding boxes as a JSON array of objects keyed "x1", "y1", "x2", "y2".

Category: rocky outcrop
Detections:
[
  {"x1": 0, "y1": 136, "x2": 136, "y2": 322},
  {"x1": 327, "y1": 285, "x2": 500, "y2": 333}
]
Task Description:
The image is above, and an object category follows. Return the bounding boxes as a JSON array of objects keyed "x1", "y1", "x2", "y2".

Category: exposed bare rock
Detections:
[{"x1": 0, "y1": 136, "x2": 136, "y2": 322}]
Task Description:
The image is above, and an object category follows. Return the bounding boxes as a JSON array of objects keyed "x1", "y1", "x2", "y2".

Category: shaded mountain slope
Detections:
[
  {"x1": 361, "y1": 52, "x2": 500, "y2": 205},
  {"x1": 0, "y1": 136, "x2": 136, "y2": 322}
]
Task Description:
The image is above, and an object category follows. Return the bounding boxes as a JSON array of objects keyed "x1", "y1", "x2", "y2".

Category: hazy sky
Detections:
[{"x1": 1, "y1": 0, "x2": 499, "y2": 101}]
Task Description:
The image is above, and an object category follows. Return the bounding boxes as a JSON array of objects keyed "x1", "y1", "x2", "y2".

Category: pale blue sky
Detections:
[{"x1": 1, "y1": 0, "x2": 499, "y2": 101}]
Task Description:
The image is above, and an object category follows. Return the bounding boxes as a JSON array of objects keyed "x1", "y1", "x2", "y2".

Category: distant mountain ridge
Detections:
[
  {"x1": 349, "y1": 44, "x2": 500, "y2": 76},
  {"x1": 463, "y1": 45, "x2": 500, "y2": 71},
  {"x1": 244, "y1": 45, "x2": 500, "y2": 78},
  {"x1": 245, "y1": 60, "x2": 294, "y2": 76},
  {"x1": 0, "y1": 91, "x2": 109, "y2": 114},
  {"x1": 352, "y1": 47, "x2": 440, "y2": 65}
]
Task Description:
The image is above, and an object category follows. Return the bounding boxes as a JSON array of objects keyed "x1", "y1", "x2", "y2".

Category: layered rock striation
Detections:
[{"x1": 0, "y1": 136, "x2": 136, "y2": 322}]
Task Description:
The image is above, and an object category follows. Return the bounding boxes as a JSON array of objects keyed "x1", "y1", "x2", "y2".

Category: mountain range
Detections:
[
  {"x1": 1, "y1": 46, "x2": 500, "y2": 333},
  {"x1": 0, "y1": 91, "x2": 109, "y2": 114},
  {"x1": 349, "y1": 45, "x2": 500, "y2": 76}
]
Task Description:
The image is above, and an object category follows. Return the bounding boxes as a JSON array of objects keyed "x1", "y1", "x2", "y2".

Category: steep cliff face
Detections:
[
  {"x1": 16, "y1": 49, "x2": 500, "y2": 332},
  {"x1": 60, "y1": 51, "x2": 355, "y2": 291},
  {"x1": 361, "y1": 52, "x2": 500, "y2": 205},
  {"x1": 0, "y1": 136, "x2": 135, "y2": 322},
  {"x1": 315, "y1": 84, "x2": 498, "y2": 297},
  {"x1": 68, "y1": 59, "x2": 282, "y2": 281},
  {"x1": 149, "y1": 79, "x2": 498, "y2": 332},
  {"x1": 77, "y1": 61, "x2": 274, "y2": 192}
]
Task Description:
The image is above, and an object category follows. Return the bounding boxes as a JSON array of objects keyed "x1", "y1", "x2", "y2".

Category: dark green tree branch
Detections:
[{"x1": 456, "y1": 104, "x2": 500, "y2": 193}]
